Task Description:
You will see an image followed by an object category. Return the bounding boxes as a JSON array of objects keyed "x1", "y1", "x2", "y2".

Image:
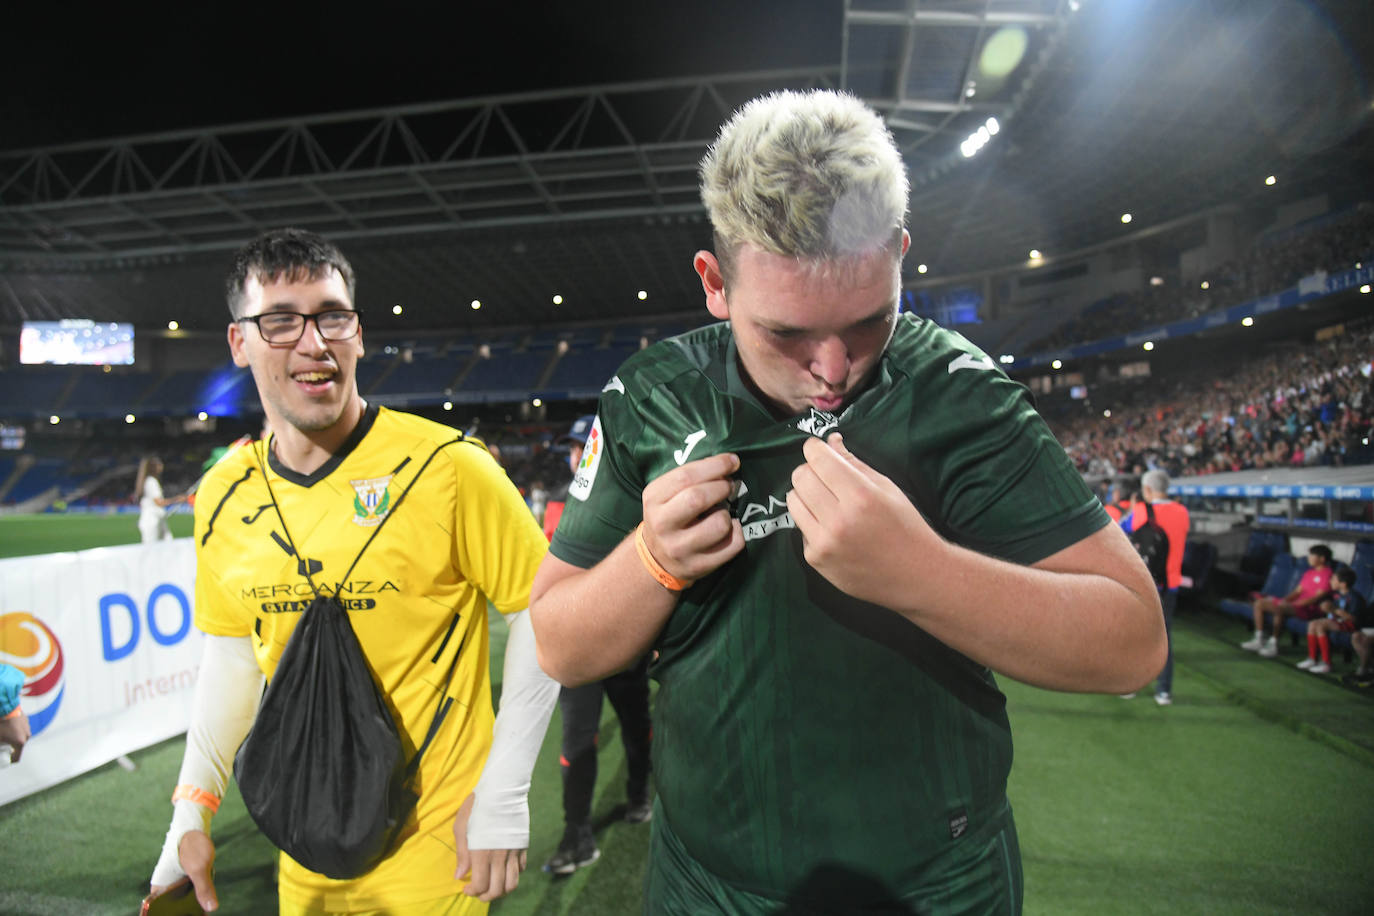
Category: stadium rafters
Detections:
[{"x1": 0, "y1": 68, "x2": 837, "y2": 268}]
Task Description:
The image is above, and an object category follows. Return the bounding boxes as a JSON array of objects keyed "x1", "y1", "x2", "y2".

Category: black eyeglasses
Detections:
[{"x1": 235, "y1": 309, "x2": 362, "y2": 344}]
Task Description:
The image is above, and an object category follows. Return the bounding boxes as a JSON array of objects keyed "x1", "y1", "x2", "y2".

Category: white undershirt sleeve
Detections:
[
  {"x1": 150, "y1": 634, "x2": 264, "y2": 887},
  {"x1": 466, "y1": 609, "x2": 560, "y2": 850}
]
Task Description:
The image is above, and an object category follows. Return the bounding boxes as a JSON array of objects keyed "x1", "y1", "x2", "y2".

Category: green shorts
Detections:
[{"x1": 643, "y1": 800, "x2": 1022, "y2": 915}]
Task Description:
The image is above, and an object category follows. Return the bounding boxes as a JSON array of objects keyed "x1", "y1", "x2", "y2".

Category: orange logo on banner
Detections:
[{"x1": 0, "y1": 611, "x2": 66, "y2": 736}]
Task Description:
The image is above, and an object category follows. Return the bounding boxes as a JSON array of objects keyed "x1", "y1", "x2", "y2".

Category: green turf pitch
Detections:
[
  {"x1": 0, "y1": 513, "x2": 194, "y2": 559},
  {"x1": 0, "y1": 518, "x2": 1370, "y2": 914}
]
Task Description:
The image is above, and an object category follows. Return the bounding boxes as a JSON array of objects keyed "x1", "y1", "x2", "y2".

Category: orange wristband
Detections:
[
  {"x1": 172, "y1": 784, "x2": 222, "y2": 812},
  {"x1": 634, "y1": 523, "x2": 694, "y2": 592},
  {"x1": 2, "y1": 707, "x2": 21, "y2": 720}
]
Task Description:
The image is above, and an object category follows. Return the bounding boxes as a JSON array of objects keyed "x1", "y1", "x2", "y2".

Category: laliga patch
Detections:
[
  {"x1": 948, "y1": 809, "x2": 969, "y2": 840},
  {"x1": 568, "y1": 415, "x2": 604, "y2": 502}
]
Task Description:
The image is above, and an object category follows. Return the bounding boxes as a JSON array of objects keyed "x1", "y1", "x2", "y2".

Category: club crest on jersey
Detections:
[
  {"x1": 796, "y1": 408, "x2": 839, "y2": 438},
  {"x1": 349, "y1": 475, "x2": 394, "y2": 527},
  {"x1": 568, "y1": 416, "x2": 604, "y2": 502}
]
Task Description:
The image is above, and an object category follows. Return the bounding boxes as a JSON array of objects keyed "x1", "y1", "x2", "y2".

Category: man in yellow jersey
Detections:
[{"x1": 148, "y1": 228, "x2": 559, "y2": 914}]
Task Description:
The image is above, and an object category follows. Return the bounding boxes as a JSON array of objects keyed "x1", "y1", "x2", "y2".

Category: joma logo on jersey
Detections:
[
  {"x1": 736, "y1": 493, "x2": 794, "y2": 542},
  {"x1": 350, "y1": 475, "x2": 394, "y2": 526},
  {"x1": 240, "y1": 580, "x2": 400, "y2": 599}
]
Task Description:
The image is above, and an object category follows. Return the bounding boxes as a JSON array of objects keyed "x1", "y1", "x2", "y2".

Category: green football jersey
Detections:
[{"x1": 550, "y1": 316, "x2": 1107, "y2": 900}]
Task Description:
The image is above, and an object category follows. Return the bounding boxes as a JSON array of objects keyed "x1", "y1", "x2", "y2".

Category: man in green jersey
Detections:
[{"x1": 530, "y1": 90, "x2": 1166, "y2": 914}]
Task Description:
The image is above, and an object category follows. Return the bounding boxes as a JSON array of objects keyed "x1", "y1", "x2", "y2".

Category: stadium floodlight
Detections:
[
  {"x1": 637, "y1": 290, "x2": 648, "y2": 300},
  {"x1": 167, "y1": 320, "x2": 179, "y2": 330},
  {"x1": 1150, "y1": 276, "x2": 1164, "y2": 286},
  {"x1": 1120, "y1": 213, "x2": 1132, "y2": 224},
  {"x1": 443, "y1": 401, "x2": 453, "y2": 411},
  {"x1": 49, "y1": 415, "x2": 59, "y2": 425},
  {"x1": 1103, "y1": 409, "x2": 1112, "y2": 418},
  {"x1": 197, "y1": 411, "x2": 209, "y2": 421},
  {"x1": 552, "y1": 294, "x2": 563, "y2": 305},
  {"x1": 392, "y1": 305, "x2": 403, "y2": 315},
  {"x1": 1029, "y1": 249, "x2": 1043, "y2": 261},
  {"x1": 1143, "y1": 341, "x2": 1155, "y2": 351},
  {"x1": 1265, "y1": 175, "x2": 1277, "y2": 186},
  {"x1": 1242, "y1": 316, "x2": 1254, "y2": 327},
  {"x1": 999, "y1": 354, "x2": 1015, "y2": 364},
  {"x1": 1051, "y1": 359, "x2": 1063, "y2": 370},
  {"x1": 125, "y1": 414, "x2": 136, "y2": 424},
  {"x1": 961, "y1": 119, "x2": 1000, "y2": 158},
  {"x1": 1361, "y1": 285, "x2": 1372, "y2": 295},
  {"x1": 470, "y1": 300, "x2": 482, "y2": 310},
  {"x1": 917, "y1": 263, "x2": 928, "y2": 274},
  {"x1": 532, "y1": 398, "x2": 543, "y2": 408},
  {"x1": 1200, "y1": 280, "x2": 1210, "y2": 290}
]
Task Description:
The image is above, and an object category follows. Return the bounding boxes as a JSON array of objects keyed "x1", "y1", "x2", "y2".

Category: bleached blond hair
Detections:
[{"x1": 700, "y1": 90, "x2": 909, "y2": 278}]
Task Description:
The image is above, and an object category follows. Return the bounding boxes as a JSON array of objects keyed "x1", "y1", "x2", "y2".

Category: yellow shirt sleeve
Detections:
[{"x1": 448, "y1": 441, "x2": 548, "y2": 615}]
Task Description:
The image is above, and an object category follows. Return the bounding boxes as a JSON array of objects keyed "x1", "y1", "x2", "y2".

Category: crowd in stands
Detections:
[
  {"x1": 1028, "y1": 204, "x2": 1374, "y2": 354},
  {"x1": 1053, "y1": 319, "x2": 1374, "y2": 481}
]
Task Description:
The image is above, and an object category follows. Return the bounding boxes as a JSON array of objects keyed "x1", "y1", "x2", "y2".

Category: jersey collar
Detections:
[{"x1": 267, "y1": 402, "x2": 380, "y2": 488}]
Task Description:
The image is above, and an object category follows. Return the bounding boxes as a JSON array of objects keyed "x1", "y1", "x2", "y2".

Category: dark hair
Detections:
[
  {"x1": 1309, "y1": 544, "x2": 1333, "y2": 562},
  {"x1": 224, "y1": 228, "x2": 356, "y2": 318},
  {"x1": 1335, "y1": 567, "x2": 1357, "y2": 587}
]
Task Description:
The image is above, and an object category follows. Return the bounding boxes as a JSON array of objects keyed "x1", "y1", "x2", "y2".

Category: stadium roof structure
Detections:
[{"x1": 0, "y1": 0, "x2": 1371, "y2": 335}]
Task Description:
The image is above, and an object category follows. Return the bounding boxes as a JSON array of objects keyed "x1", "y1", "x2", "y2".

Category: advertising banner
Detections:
[{"x1": 0, "y1": 539, "x2": 199, "y2": 806}]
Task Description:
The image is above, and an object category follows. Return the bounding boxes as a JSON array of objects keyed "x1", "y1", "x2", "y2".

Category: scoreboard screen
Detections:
[{"x1": 19, "y1": 320, "x2": 134, "y2": 365}]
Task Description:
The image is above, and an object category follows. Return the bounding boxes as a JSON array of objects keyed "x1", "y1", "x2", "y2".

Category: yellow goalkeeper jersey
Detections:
[{"x1": 194, "y1": 405, "x2": 547, "y2": 910}]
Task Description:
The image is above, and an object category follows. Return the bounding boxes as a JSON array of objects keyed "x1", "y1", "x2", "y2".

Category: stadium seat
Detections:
[
  {"x1": 1218, "y1": 552, "x2": 1297, "y2": 623},
  {"x1": 1237, "y1": 530, "x2": 1288, "y2": 592}
]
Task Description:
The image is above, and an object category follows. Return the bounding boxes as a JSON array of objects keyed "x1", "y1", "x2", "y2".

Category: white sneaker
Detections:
[
  {"x1": 1296, "y1": 658, "x2": 1317, "y2": 670},
  {"x1": 1309, "y1": 662, "x2": 1331, "y2": 674},
  {"x1": 1258, "y1": 639, "x2": 1279, "y2": 658},
  {"x1": 1154, "y1": 692, "x2": 1172, "y2": 706},
  {"x1": 1240, "y1": 634, "x2": 1266, "y2": 651}
]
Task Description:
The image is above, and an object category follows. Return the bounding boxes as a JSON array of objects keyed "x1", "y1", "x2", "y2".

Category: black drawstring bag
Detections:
[
  {"x1": 232, "y1": 438, "x2": 462, "y2": 879},
  {"x1": 233, "y1": 593, "x2": 413, "y2": 878}
]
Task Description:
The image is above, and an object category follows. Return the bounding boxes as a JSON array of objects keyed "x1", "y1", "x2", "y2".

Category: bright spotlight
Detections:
[
  {"x1": 1120, "y1": 213, "x2": 1132, "y2": 224},
  {"x1": 167, "y1": 320, "x2": 179, "y2": 330},
  {"x1": 637, "y1": 290, "x2": 648, "y2": 300},
  {"x1": 125, "y1": 414, "x2": 136, "y2": 424},
  {"x1": 470, "y1": 300, "x2": 482, "y2": 310},
  {"x1": 1103, "y1": 409, "x2": 1112, "y2": 418},
  {"x1": 1143, "y1": 341, "x2": 1155, "y2": 351},
  {"x1": 917, "y1": 263, "x2": 928, "y2": 274},
  {"x1": 1200, "y1": 280, "x2": 1210, "y2": 290},
  {"x1": 1029, "y1": 249, "x2": 1043, "y2": 261},
  {"x1": 1265, "y1": 175, "x2": 1277, "y2": 186},
  {"x1": 49, "y1": 415, "x2": 60, "y2": 425},
  {"x1": 1361, "y1": 285, "x2": 1372, "y2": 295},
  {"x1": 1051, "y1": 359, "x2": 1063, "y2": 370},
  {"x1": 197, "y1": 411, "x2": 208, "y2": 421},
  {"x1": 1242, "y1": 316, "x2": 1254, "y2": 327},
  {"x1": 532, "y1": 398, "x2": 543, "y2": 408},
  {"x1": 443, "y1": 401, "x2": 453, "y2": 411},
  {"x1": 392, "y1": 305, "x2": 403, "y2": 315},
  {"x1": 552, "y1": 294, "x2": 563, "y2": 305}
]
